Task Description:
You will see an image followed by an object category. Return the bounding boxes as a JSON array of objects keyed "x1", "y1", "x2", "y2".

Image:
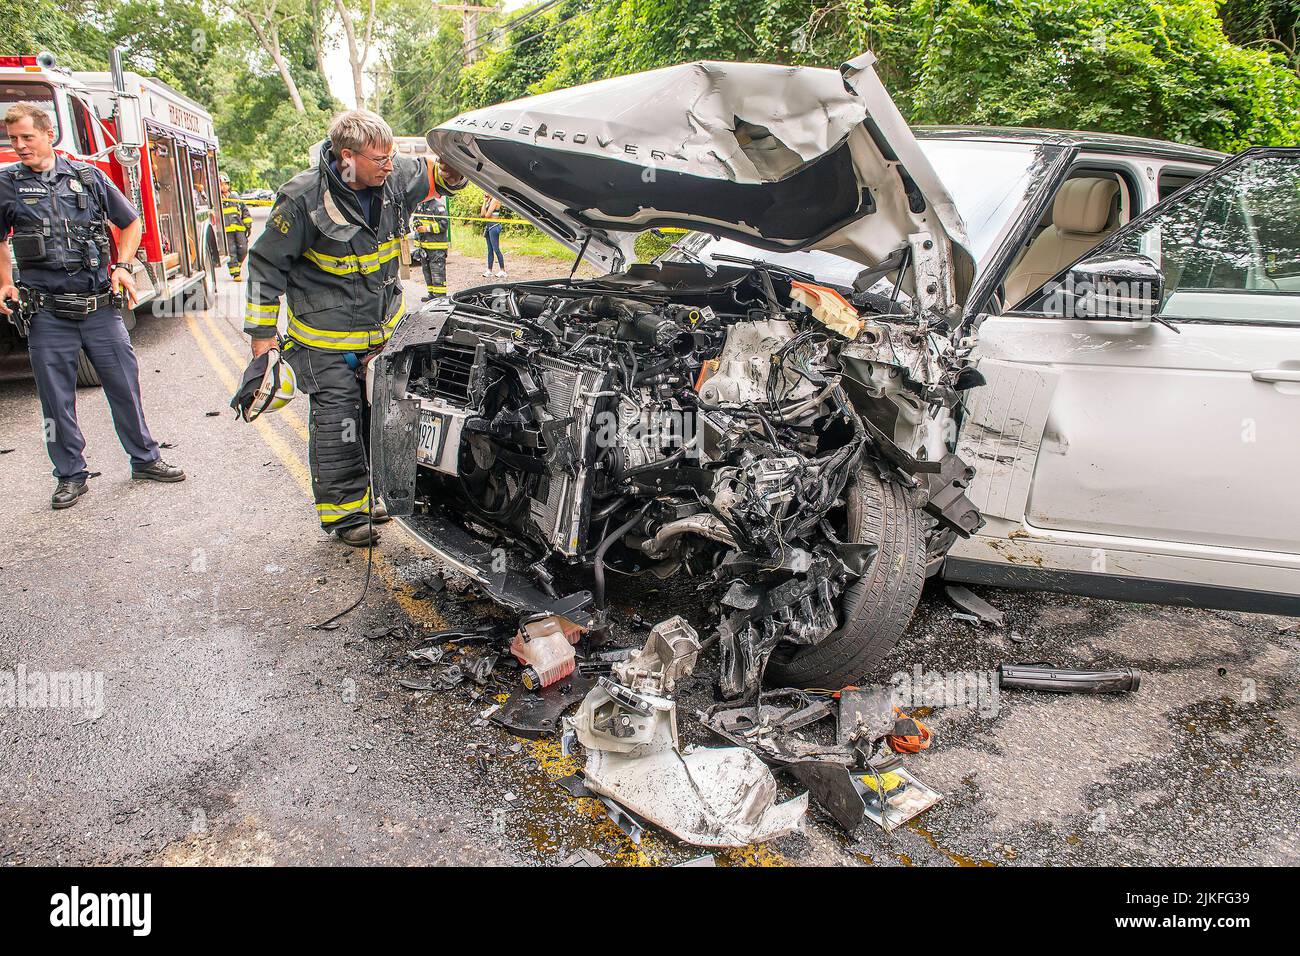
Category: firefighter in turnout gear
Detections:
[
  {"x1": 243, "y1": 110, "x2": 464, "y2": 547},
  {"x1": 219, "y1": 173, "x2": 252, "y2": 281},
  {"x1": 0, "y1": 102, "x2": 186, "y2": 509},
  {"x1": 410, "y1": 196, "x2": 449, "y2": 301}
]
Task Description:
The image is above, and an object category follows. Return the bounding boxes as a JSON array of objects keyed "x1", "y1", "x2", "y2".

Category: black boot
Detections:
[
  {"x1": 51, "y1": 478, "x2": 88, "y2": 510},
  {"x1": 337, "y1": 524, "x2": 380, "y2": 547},
  {"x1": 132, "y1": 458, "x2": 187, "y2": 482}
]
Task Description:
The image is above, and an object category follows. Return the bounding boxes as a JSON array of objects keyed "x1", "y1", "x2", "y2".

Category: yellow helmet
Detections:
[{"x1": 232, "y1": 348, "x2": 298, "y2": 422}]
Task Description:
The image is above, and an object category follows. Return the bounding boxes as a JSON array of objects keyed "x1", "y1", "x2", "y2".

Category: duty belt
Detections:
[{"x1": 30, "y1": 289, "x2": 122, "y2": 319}]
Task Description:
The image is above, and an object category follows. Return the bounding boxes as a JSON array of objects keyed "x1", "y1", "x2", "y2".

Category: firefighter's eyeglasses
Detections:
[{"x1": 358, "y1": 149, "x2": 396, "y2": 169}]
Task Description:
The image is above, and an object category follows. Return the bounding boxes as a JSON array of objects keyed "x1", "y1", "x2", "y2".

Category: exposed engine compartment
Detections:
[{"x1": 376, "y1": 260, "x2": 984, "y2": 698}]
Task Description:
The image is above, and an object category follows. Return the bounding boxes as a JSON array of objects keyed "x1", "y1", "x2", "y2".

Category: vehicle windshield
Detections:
[
  {"x1": 0, "y1": 81, "x2": 59, "y2": 147},
  {"x1": 659, "y1": 137, "x2": 1043, "y2": 284},
  {"x1": 918, "y1": 139, "x2": 1042, "y2": 261}
]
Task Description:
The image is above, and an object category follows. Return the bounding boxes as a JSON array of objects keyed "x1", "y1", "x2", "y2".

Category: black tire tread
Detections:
[
  {"x1": 765, "y1": 468, "x2": 926, "y2": 688},
  {"x1": 75, "y1": 350, "x2": 101, "y2": 388}
]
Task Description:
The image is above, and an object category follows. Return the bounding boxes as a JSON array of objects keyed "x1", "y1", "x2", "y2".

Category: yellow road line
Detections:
[
  {"x1": 189, "y1": 306, "x2": 447, "y2": 630},
  {"x1": 184, "y1": 314, "x2": 314, "y2": 497}
]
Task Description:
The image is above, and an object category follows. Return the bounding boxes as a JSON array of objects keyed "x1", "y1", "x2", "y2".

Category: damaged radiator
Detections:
[{"x1": 529, "y1": 355, "x2": 608, "y2": 558}]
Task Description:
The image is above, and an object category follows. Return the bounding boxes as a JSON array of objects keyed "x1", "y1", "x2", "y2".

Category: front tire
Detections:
[
  {"x1": 765, "y1": 468, "x2": 927, "y2": 688},
  {"x1": 76, "y1": 350, "x2": 101, "y2": 388}
]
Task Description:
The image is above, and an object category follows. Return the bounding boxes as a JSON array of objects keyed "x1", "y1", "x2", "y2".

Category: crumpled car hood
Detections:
[{"x1": 428, "y1": 51, "x2": 975, "y2": 311}]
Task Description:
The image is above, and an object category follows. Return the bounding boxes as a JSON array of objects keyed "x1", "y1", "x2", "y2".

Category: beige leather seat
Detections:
[{"x1": 1003, "y1": 177, "x2": 1121, "y2": 307}]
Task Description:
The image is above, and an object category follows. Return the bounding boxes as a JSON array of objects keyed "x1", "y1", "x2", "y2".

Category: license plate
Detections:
[{"x1": 416, "y1": 410, "x2": 445, "y2": 466}]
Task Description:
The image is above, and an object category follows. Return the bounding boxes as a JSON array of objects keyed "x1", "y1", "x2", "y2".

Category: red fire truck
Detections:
[{"x1": 1, "y1": 49, "x2": 225, "y2": 385}]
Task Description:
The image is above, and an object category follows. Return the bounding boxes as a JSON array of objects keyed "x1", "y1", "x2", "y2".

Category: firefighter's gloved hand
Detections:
[
  {"x1": 0, "y1": 283, "x2": 17, "y2": 316},
  {"x1": 250, "y1": 336, "x2": 277, "y2": 359},
  {"x1": 111, "y1": 266, "x2": 138, "y2": 308},
  {"x1": 438, "y1": 163, "x2": 466, "y2": 189}
]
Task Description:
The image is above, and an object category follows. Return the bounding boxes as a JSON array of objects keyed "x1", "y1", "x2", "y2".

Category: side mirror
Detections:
[
  {"x1": 1042, "y1": 253, "x2": 1163, "y2": 322},
  {"x1": 112, "y1": 92, "x2": 145, "y2": 149},
  {"x1": 114, "y1": 144, "x2": 141, "y2": 169}
]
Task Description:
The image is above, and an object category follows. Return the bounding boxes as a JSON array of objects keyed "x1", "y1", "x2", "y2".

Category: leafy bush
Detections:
[{"x1": 457, "y1": 0, "x2": 1300, "y2": 150}]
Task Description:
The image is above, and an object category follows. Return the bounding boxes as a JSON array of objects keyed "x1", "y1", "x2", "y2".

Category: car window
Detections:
[
  {"x1": 1020, "y1": 151, "x2": 1300, "y2": 325},
  {"x1": 0, "y1": 81, "x2": 59, "y2": 146},
  {"x1": 1157, "y1": 168, "x2": 1200, "y2": 201},
  {"x1": 69, "y1": 96, "x2": 96, "y2": 154},
  {"x1": 1139, "y1": 153, "x2": 1297, "y2": 321}
]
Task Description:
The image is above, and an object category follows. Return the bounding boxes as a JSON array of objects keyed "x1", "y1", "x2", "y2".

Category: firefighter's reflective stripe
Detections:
[
  {"x1": 302, "y1": 237, "x2": 402, "y2": 276},
  {"x1": 222, "y1": 201, "x2": 250, "y2": 232},
  {"x1": 427, "y1": 285, "x2": 447, "y2": 294},
  {"x1": 286, "y1": 297, "x2": 406, "y2": 350},
  {"x1": 433, "y1": 169, "x2": 458, "y2": 196},
  {"x1": 245, "y1": 301, "x2": 280, "y2": 327},
  {"x1": 316, "y1": 490, "x2": 370, "y2": 524},
  {"x1": 413, "y1": 239, "x2": 449, "y2": 250}
]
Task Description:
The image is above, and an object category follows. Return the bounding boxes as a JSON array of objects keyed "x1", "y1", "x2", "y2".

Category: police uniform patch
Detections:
[{"x1": 69, "y1": 179, "x2": 83, "y2": 194}]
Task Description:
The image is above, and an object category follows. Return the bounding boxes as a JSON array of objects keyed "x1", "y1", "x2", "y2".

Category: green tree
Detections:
[
  {"x1": 369, "y1": 0, "x2": 476, "y2": 134},
  {"x1": 452, "y1": 0, "x2": 1300, "y2": 150},
  {"x1": 102, "y1": 0, "x2": 224, "y2": 102},
  {"x1": 0, "y1": 0, "x2": 114, "y2": 69},
  {"x1": 1221, "y1": 0, "x2": 1298, "y2": 74}
]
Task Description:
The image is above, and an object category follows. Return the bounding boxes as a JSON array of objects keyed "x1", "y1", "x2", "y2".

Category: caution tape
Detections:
[
  {"x1": 238, "y1": 201, "x2": 688, "y2": 235},
  {"x1": 449, "y1": 215, "x2": 687, "y2": 234},
  {"x1": 449, "y1": 214, "x2": 536, "y2": 226}
]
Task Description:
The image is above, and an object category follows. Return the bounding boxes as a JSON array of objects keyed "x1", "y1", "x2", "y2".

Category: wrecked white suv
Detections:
[
  {"x1": 665, "y1": 134, "x2": 1300, "y2": 620},
  {"x1": 372, "y1": 53, "x2": 1300, "y2": 699}
]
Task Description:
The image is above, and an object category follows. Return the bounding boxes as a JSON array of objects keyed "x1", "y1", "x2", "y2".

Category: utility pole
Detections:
[{"x1": 435, "y1": 4, "x2": 497, "y2": 64}]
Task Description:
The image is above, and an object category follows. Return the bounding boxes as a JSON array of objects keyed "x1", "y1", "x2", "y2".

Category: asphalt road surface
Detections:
[{"x1": 1, "y1": 214, "x2": 1296, "y2": 867}]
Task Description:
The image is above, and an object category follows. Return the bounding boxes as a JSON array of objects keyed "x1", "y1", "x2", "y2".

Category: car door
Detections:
[{"x1": 947, "y1": 149, "x2": 1300, "y2": 614}]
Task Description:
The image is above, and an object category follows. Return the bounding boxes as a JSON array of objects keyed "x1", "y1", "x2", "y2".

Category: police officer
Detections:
[
  {"x1": 219, "y1": 172, "x2": 253, "y2": 281},
  {"x1": 410, "y1": 195, "x2": 450, "y2": 301},
  {"x1": 244, "y1": 110, "x2": 463, "y2": 547},
  {"x1": 0, "y1": 102, "x2": 184, "y2": 510}
]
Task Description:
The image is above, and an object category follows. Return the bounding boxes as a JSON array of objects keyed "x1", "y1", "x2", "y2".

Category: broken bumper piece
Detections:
[
  {"x1": 582, "y1": 741, "x2": 808, "y2": 848},
  {"x1": 571, "y1": 680, "x2": 808, "y2": 847},
  {"x1": 565, "y1": 621, "x2": 807, "y2": 847},
  {"x1": 397, "y1": 511, "x2": 594, "y2": 627}
]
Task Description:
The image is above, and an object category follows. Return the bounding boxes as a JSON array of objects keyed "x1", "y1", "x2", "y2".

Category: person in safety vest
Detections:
[
  {"x1": 410, "y1": 195, "x2": 450, "y2": 301},
  {"x1": 243, "y1": 110, "x2": 464, "y2": 547},
  {"x1": 219, "y1": 173, "x2": 253, "y2": 281}
]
